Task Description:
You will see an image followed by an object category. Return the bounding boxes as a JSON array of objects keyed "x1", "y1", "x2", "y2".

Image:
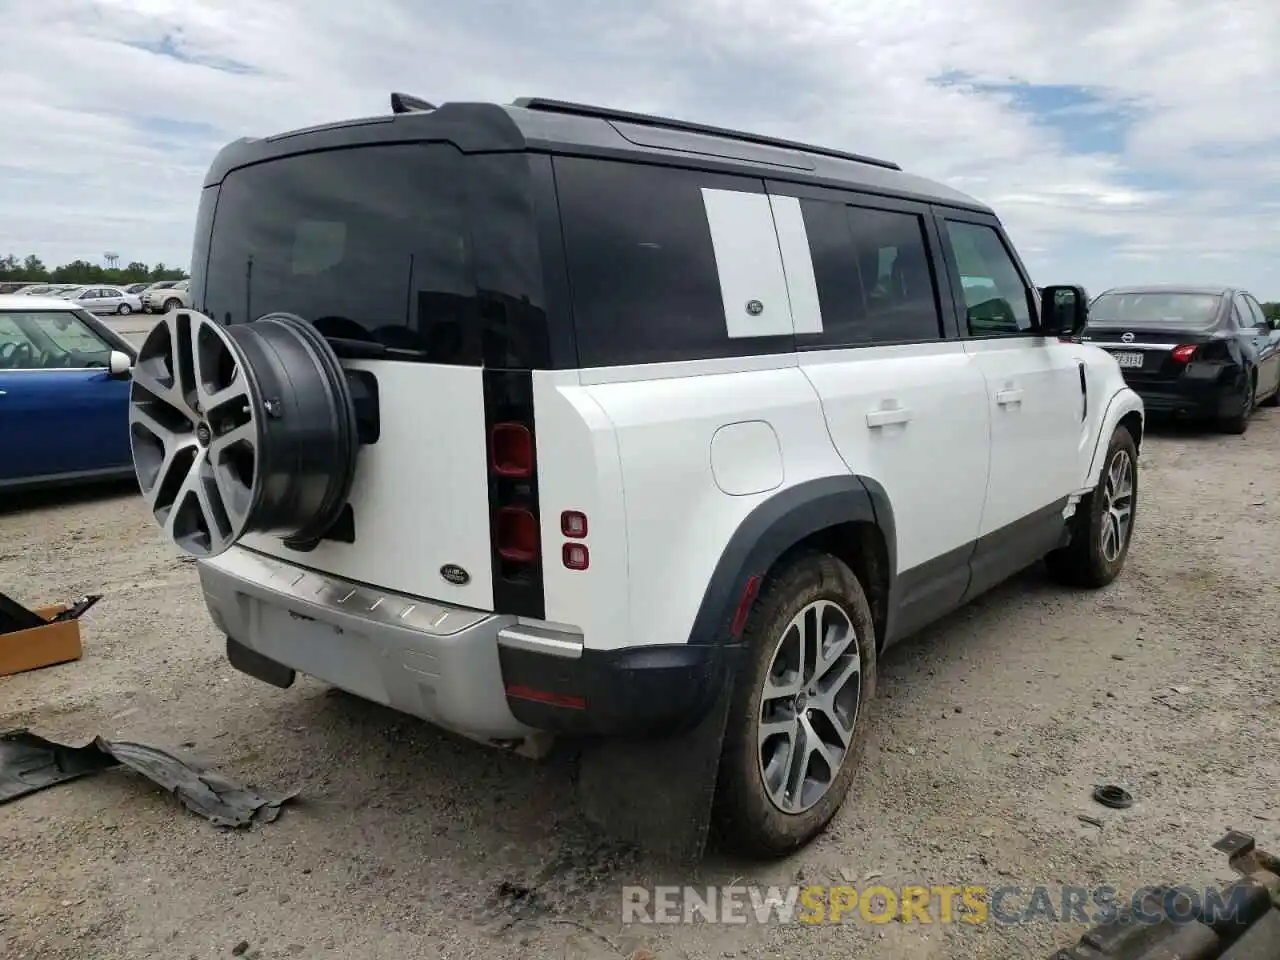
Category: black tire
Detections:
[
  {"x1": 712, "y1": 551, "x2": 877, "y2": 859},
  {"x1": 163, "y1": 298, "x2": 182, "y2": 313},
  {"x1": 1046, "y1": 426, "x2": 1138, "y2": 588},
  {"x1": 117, "y1": 303, "x2": 132, "y2": 315},
  {"x1": 1217, "y1": 376, "x2": 1254, "y2": 434}
]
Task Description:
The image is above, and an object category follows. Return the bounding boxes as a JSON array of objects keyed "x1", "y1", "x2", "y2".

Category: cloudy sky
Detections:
[{"x1": 5, "y1": 0, "x2": 1278, "y2": 297}]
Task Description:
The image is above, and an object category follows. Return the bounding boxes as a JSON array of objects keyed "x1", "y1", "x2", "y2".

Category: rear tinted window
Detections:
[
  {"x1": 1090, "y1": 292, "x2": 1223, "y2": 328},
  {"x1": 554, "y1": 157, "x2": 795, "y2": 367},
  {"x1": 801, "y1": 198, "x2": 944, "y2": 346},
  {"x1": 203, "y1": 144, "x2": 479, "y2": 354}
]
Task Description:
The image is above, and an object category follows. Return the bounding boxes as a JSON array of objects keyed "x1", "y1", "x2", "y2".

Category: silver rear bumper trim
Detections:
[
  {"x1": 199, "y1": 547, "x2": 490, "y2": 637},
  {"x1": 497, "y1": 623, "x2": 584, "y2": 660}
]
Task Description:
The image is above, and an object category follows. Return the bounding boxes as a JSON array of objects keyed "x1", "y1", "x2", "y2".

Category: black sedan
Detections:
[{"x1": 1080, "y1": 285, "x2": 1280, "y2": 434}]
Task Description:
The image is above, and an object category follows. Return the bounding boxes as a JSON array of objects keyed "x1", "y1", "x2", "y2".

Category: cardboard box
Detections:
[{"x1": 0, "y1": 593, "x2": 98, "y2": 678}]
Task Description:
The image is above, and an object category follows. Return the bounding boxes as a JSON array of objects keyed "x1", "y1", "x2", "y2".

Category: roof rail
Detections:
[
  {"x1": 390, "y1": 92, "x2": 436, "y2": 114},
  {"x1": 512, "y1": 97, "x2": 901, "y2": 171}
]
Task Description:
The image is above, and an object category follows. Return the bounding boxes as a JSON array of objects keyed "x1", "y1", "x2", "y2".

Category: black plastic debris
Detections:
[
  {"x1": 1049, "y1": 830, "x2": 1280, "y2": 959},
  {"x1": 1093, "y1": 784, "x2": 1135, "y2": 809},
  {"x1": 0, "y1": 729, "x2": 298, "y2": 827},
  {"x1": 47, "y1": 595, "x2": 102, "y2": 623}
]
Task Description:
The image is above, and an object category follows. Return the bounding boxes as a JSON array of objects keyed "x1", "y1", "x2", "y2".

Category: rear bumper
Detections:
[
  {"x1": 1123, "y1": 369, "x2": 1246, "y2": 417},
  {"x1": 498, "y1": 640, "x2": 739, "y2": 738},
  {"x1": 196, "y1": 548, "x2": 725, "y2": 742}
]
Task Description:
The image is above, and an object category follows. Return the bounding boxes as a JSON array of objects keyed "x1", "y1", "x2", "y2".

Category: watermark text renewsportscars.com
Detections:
[{"x1": 620, "y1": 883, "x2": 1254, "y2": 926}]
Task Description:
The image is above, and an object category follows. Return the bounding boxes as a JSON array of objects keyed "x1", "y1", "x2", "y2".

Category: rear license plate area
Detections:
[{"x1": 1109, "y1": 351, "x2": 1145, "y2": 369}]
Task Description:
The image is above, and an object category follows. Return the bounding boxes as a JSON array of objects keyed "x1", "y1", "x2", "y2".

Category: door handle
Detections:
[
  {"x1": 866, "y1": 406, "x2": 912, "y2": 428},
  {"x1": 995, "y1": 388, "x2": 1023, "y2": 406}
]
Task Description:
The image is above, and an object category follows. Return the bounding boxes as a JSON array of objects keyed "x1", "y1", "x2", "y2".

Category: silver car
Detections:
[
  {"x1": 143, "y1": 279, "x2": 190, "y2": 314},
  {"x1": 65, "y1": 285, "x2": 144, "y2": 315}
]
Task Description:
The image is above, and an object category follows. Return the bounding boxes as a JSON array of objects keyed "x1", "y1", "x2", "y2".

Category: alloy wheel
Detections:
[
  {"x1": 757, "y1": 599, "x2": 861, "y2": 814},
  {"x1": 1100, "y1": 448, "x2": 1134, "y2": 563}
]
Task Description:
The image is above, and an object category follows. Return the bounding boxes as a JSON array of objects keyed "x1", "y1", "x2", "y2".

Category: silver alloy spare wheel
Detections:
[
  {"x1": 128, "y1": 309, "x2": 359, "y2": 558},
  {"x1": 757, "y1": 599, "x2": 862, "y2": 814}
]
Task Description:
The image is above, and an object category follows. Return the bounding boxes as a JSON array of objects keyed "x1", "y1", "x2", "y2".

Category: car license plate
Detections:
[{"x1": 1110, "y1": 351, "x2": 1144, "y2": 369}]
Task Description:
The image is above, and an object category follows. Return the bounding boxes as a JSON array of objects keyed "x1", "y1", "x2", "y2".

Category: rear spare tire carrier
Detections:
[{"x1": 128, "y1": 309, "x2": 360, "y2": 558}]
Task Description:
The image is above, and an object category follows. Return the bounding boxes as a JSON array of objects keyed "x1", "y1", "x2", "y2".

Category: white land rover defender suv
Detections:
[{"x1": 128, "y1": 94, "x2": 1143, "y2": 859}]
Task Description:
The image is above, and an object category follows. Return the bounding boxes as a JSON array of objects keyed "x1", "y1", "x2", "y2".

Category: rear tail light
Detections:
[
  {"x1": 1170, "y1": 344, "x2": 1198, "y2": 364},
  {"x1": 495, "y1": 507, "x2": 539, "y2": 562},
  {"x1": 490, "y1": 423, "x2": 534, "y2": 478},
  {"x1": 562, "y1": 543, "x2": 589, "y2": 570},
  {"x1": 560, "y1": 510, "x2": 588, "y2": 538}
]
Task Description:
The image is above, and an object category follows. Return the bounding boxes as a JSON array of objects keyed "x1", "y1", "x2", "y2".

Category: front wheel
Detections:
[
  {"x1": 712, "y1": 551, "x2": 877, "y2": 859},
  {"x1": 1046, "y1": 426, "x2": 1138, "y2": 588},
  {"x1": 117, "y1": 303, "x2": 132, "y2": 315}
]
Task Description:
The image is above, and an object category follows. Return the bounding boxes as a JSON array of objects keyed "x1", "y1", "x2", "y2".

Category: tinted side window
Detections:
[
  {"x1": 1243, "y1": 294, "x2": 1267, "y2": 328},
  {"x1": 1231, "y1": 295, "x2": 1250, "y2": 328},
  {"x1": 942, "y1": 221, "x2": 1034, "y2": 336},
  {"x1": 555, "y1": 158, "x2": 794, "y2": 366},
  {"x1": 801, "y1": 199, "x2": 944, "y2": 346}
]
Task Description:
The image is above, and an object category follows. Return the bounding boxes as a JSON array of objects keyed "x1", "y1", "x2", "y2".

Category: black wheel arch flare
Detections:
[
  {"x1": 685, "y1": 474, "x2": 898, "y2": 651},
  {"x1": 498, "y1": 474, "x2": 898, "y2": 738}
]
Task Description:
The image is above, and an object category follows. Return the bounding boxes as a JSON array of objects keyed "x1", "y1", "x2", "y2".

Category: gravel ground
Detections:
[{"x1": 2, "y1": 410, "x2": 1278, "y2": 960}]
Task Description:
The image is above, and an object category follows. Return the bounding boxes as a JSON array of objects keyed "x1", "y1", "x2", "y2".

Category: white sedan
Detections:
[{"x1": 61, "y1": 285, "x2": 144, "y2": 316}]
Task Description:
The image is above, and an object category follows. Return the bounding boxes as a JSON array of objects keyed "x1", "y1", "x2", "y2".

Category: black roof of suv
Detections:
[{"x1": 204, "y1": 96, "x2": 991, "y2": 214}]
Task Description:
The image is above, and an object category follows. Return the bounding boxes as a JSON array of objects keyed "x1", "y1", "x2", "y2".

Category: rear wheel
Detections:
[
  {"x1": 712, "y1": 551, "x2": 876, "y2": 859},
  {"x1": 1218, "y1": 375, "x2": 1254, "y2": 434},
  {"x1": 162, "y1": 297, "x2": 182, "y2": 313},
  {"x1": 1046, "y1": 426, "x2": 1137, "y2": 588}
]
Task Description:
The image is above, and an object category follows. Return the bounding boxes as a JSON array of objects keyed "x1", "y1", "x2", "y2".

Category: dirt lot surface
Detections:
[{"x1": 2, "y1": 411, "x2": 1278, "y2": 960}]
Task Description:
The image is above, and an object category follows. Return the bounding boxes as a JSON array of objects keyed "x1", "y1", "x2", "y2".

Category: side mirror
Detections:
[
  {"x1": 1038, "y1": 284, "x2": 1089, "y2": 337},
  {"x1": 108, "y1": 350, "x2": 132, "y2": 377}
]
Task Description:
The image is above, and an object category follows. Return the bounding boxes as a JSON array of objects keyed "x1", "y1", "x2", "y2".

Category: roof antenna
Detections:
[{"x1": 390, "y1": 92, "x2": 436, "y2": 114}]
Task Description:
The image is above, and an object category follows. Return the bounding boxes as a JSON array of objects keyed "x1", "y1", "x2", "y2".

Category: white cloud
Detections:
[{"x1": 3, "y1": 0, "x2": 1277, "y2": 297}]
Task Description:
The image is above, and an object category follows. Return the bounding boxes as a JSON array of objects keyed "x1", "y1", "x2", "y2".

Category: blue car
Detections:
[{"x1": 0, "y1": 295, "x2": 139, "y2": 492}]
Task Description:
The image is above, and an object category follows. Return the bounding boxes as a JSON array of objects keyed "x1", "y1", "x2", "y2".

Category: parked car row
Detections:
[{"x1": 2, "y1": 279, "x2": 191, "y2": 315}]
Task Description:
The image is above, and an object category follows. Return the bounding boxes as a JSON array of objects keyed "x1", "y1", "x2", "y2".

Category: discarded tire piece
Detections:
[
  {"x1": 128, "y1": 309, "x2": 359, "y2": 558},
  {"x1": 1093, "y1": 784, "x2": 1135, "y2": 809}
]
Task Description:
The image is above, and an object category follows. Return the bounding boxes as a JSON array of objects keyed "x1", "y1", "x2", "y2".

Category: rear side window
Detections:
[
  {"x1": 1245, "y1": 295, "x2": 1270, "y2": 328},
  {"x1": 800, "y1": 198, "x2": 944, "y2": 346},
  {"x1": 554, "y1": 158, "x2": 794, "y2": 367}
]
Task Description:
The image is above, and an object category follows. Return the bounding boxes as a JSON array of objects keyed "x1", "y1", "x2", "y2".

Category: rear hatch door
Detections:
[{"x1": 195, "y1": 140, "x2": 525, "y2": 612}]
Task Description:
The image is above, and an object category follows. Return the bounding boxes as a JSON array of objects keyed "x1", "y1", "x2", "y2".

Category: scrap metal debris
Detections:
[{"x1": 0, "y1": 729, "x2": 297, "y2": 827}]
